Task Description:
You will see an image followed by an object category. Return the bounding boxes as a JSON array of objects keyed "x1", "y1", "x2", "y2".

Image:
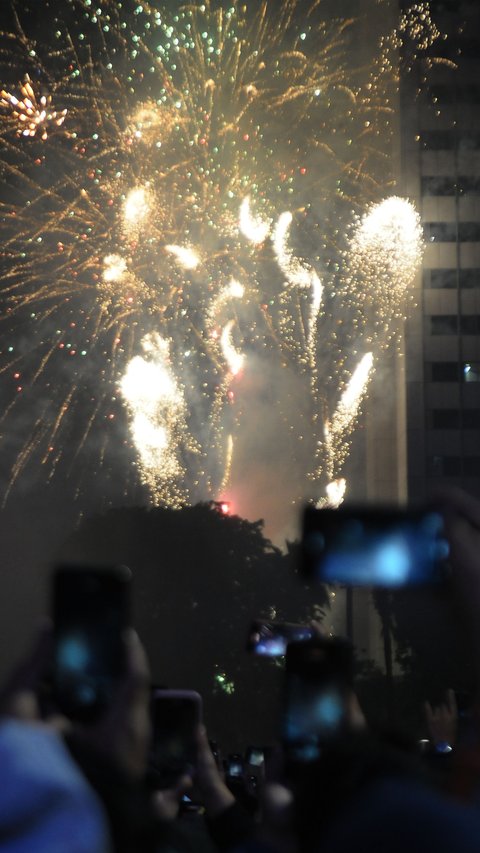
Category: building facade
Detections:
[{"x1": 402, "y1": 0, "x2": 480, "y2": 502}]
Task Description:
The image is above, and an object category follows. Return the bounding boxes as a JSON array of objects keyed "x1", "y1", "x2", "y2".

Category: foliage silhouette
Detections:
[{"x1": 58, "y1": 502, "x2": 327, "y2": 745}]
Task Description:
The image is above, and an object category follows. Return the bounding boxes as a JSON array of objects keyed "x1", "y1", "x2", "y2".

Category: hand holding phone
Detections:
[
  {"x1": 282, "y1": 637, "x2": 354, "y2": 765},
  {"x1": 149, "y1": 689, "x2": 202, "y2": 788}
]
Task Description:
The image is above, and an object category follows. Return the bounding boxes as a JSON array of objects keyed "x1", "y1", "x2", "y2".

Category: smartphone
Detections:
[
  {"x1": 282, "y1": 637, "x2": 353, "y2": 765},
  {"x1": 247, "y1": 620, "x2": 314, "y2": 656},
  {"x1": 226, "y1": 753, "x2": 244, "y2": 777},
  {"x1": 301, "y1": 505, "x2": 450, "y2": 587},
  {"x1": 149, "y1": 689, "x2": 202, "y2": 788},
  {"x1": 52, "y1": 563, "x2": 132, "y2": 722},
  {"x1": 245, "y1": 745, "x2": 265, "y2": 767}
]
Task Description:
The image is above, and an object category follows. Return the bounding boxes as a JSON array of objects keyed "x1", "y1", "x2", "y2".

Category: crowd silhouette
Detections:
[{"x1": 3, "y1": 488, "x2": 480, "y2": 851}]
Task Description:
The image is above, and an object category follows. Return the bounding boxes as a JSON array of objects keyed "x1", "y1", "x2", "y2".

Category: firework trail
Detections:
[{"x1": 0, "y1": 0, "x2": 436, "y2": 511}]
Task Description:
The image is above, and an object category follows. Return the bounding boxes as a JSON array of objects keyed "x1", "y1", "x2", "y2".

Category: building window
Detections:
[
  {"x1": 464, "y1": 457, "x2": 480, "y2": 476},
  {"x1": 425, "y1": 223, "x2": 457, "y2": 242},
  {"x1": 429, "y1": 362, "x2": 460, "y2": 381},
  {"x1": 460, "y1": 43, "x2": 480, "y2": 58},
  {"x1": 428, "y1": 85, "x2": 453, "y2": 103},
  {"x1": 423, "y1": 270, "x2": 480, "y2": 289},
  {"x1": 429, "y1": 316, "x2": 458, "y2": 335},
  {"x1": 424, "y1": 269, "x2": 457, "y2": 289},
  {"x1": 460, "y1": 317, "x2": 480, "y2": 335},
  {"x1": 427, "y1": 84, "x2": 480, "y2": 102},
  {"x1": 459, "y1": 135, "x2": 480, "y2": 152},
  {"x1": 459, "y1": 270, "x2": 480, "y2": 288},
  {"x1": 433, "y1": 40, "x2": 480, "y2": 60},
  {"x1": 421, "y1": 132, "x2": 480, "y2": 151},
  {"x1": 422, "y1": 177, "x2": 456, "y2": 196},
  {"x1": 429, "y1": 456, "x2": 462, "y2": 476},
  {"x1": 458, "y1": 177, "x2": 480, "y2": 196},
  {"x1": 431, "y1": 410, "x2": 460, "y2": 428},
  {"x1": 425, "y1": 223, "x2": 480, "y2": 242},
  {"x1": 430, "y1": 409, "x2": 480, "y2": 429},
  {"x1": 427, "y1": 316, "x2": 480, "y2": 335},
  {"x1": 422, "y1": 178, "x2": 480, "y2": 197},
  {"x1": 459, "y1": 223, "x2": 480, "y2": 241},
  {"x1": 421, "y1": 130, "x2": 455, "y2": 150},
  {"x1": 462, "y1": 85, "x2": 480, "y2": 102},
  {"x1": 463, "y1": 410, "x2": 480, "y2": 428},
  {"x1": 464, "y1": 363, "x2": 480, "y2": 382}
]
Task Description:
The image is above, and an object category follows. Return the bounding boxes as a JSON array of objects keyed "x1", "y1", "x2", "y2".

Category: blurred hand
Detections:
[
  {"x1": 194, "y1": 724, "x2": 235, "y2": 817},
  {"x1": 73, "y1": 630, "x2": 151, "y2": 779},
  {"x1": 259, "y1": 782, "x2": 296, "y2": 853},
  {"x1": 310, "y1": 619, "x2": 327, "y2": 638},
  {"x1": 153, "y1": 773, "x2": 193, "y2": 822},
  {"x1": 439, "y1": 487, "x2": 480, "y2": 611},
  {"x1": 346, "y1": 689, "x2": 367, "y2": 731},
  {"x1": 424, "y1": 689, "x2": 458, "y2": 748},
  {"x1": 310, "y1": 622, "x2": 367, "y2": 732},
  {"x1": 0, "y1": 622, "x2": 61, "y2": 725}
]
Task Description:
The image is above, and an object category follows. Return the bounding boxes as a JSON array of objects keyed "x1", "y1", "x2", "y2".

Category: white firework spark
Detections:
[
  {"x1": 165, "y1": 244, "x2": 201, "y2": 270},
  {"x1": 120, "y1": 333, "x2": 189, "y2": 504},
  {"x1": 221, "y1": 320, "x2": 245, "y2": 376},
  {"x1": 103, "y1": 254, "x2": 128, "y2": 284},
  {"x1": 239, "y1": 196, "x2": 271, "y2": 245}
]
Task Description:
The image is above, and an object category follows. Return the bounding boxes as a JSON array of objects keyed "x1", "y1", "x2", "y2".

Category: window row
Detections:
[
  {"x1": 427, "y1": 84, "x2": 480, "y2": 104},
  {"x1": 421, "y1": 131, "x2": 480, "y2": 151},
  {"x1": 422, "y1": 176, "x2": 480, "y2": 196},
  {"x1": 428, "y1": 455, "x2": 480, "y2": 477},
  {"x1": 429, "y1": 315, "x2": 480, "y2": 335},
  {"x1": 424, "y1": 269, "x2": 480, "y2": 289},
  {"x1": 433, "y1": 40, "x2": 480, "y2": 60},
  {"x1": 430, "y1": 408, "x2": 480, "y2": 429},
  {"x1": 427, "y1": 362, "x2": 480, "y2": 381},
  {"x1": 425, "y1": 222, "x2": 480, "y2": 242}
]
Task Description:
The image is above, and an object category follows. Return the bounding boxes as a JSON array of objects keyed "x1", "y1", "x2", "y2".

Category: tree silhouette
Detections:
[{"x1": 58, "y1": 502, "x2": 327, "y2": 746}]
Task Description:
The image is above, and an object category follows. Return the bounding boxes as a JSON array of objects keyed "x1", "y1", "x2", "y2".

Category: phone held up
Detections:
[
  {"x1": 245, "y1": 745, "x2": 266, "y2": 767},
  {"x1": 282, "y1": 636, "x2": 354, "y2": 767},
  {"x1": 301, "y1": 505, "x2": 450, "y2": 588},
  {"x1": 149, "y1": 688, "x2": 202, "y2": 789},
  {"x1": 226, "y1": 752, "x2": 244, "y2": 778},
  {"x1": 247, "y1": 620, "x2": 314, "y2": 657},
  {"x1": 52, "y1": 563, "x2": 132, "y2": 723}
]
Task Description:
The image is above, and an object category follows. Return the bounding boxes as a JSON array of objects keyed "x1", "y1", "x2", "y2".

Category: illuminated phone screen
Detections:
[
  {"x1": 52, "y1": 564, "x2": 131, "y2": 721},
  {"x1": 302, "y1": 507, "x2": 450, "y2": 587}
]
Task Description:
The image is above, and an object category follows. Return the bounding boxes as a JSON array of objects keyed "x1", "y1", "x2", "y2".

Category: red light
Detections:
[{"x1": 220, "y1": 502, "x2": 230, "y2": 515}]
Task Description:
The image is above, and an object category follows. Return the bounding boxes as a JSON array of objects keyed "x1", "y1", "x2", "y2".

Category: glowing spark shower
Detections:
[
  {"x1": 103, "y1": 254, "x2": 128, "y2": 284},
  {"x1": 119, "y1": 333, "x2": 194, "y2": 504},
  {"x1": 123, "y1": 186, "x2": 150, "y2": 229},
  {"x1": 165, "y1": 245, "x2": 201, "y2": 271},
  {"x1": 321, "y1": 352, "x2": 374, "y2": 491},
  {"x1": 346, "y1": 197, "x2": 424, "y2": 340},
  {"x1": 330, "y1": 352, "x2": 375, "y2": 441},
  {"x1": 221, "y1": 320, "x2": 245, "y2": 377},
  {"x1": 0, "y1": 0, "x2": 434, "y2": 515},
  {"x1": 0, "y1": 74, "x2": 67, "y2": 140},
  {"x1": 239, "y1": 196, "x2": 271, "y2": 245}
]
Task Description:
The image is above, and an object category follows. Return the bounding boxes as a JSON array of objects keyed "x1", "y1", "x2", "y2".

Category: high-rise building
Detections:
[
  {"x1": 346, "y1": 0, "x2": 480, "y2": 662},
  {"x1": 402, "y1": 0, "x2": 480, "y2": 502}
]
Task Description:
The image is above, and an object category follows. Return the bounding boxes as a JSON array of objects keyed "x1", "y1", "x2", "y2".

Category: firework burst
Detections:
[{"x1": 0, "y1": 0, "x2": 435, "y2": 511}]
